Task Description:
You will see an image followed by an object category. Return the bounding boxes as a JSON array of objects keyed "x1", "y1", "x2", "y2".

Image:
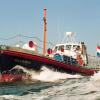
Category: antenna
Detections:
[
  {"x1": 43, "y1": 8, "x2": 47, "y2": 55},
  {"x1": 62, "y1": 32, "x2": 76, "y2": 43}
]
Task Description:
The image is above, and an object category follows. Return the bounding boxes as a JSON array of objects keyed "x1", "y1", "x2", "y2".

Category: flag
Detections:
[{"x1": 96, "y1": 46, "x2": 100, "y2": 57}]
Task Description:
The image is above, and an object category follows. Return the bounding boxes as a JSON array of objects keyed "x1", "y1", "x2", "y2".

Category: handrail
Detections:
[{"x1": 0, "y1": 34, "x2": 55, "y2": 53}]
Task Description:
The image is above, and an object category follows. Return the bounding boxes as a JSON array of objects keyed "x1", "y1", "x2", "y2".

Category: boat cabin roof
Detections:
[
  {"x1": 53, "y1": 42, "x2": 85, "y2": 51},
  {"x1": 55, "y1": 42, "x2": 84, "y2": 46}
]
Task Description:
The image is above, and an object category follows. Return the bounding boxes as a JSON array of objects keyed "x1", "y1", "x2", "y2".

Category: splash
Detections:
[
  {"x1": 13, "y1": 65, "x2": 83, "y2": 82},
  {"x1": 0, "y1": 95, "x2": 20, "y2": 100},
  {"x1": 90, "y1": 71, "x2": 100, "y2": 87},
  {"x1": 32, "y1": 66, "x2": 83, "y2": 82},
  {"x1": 91, "y1": 71, "x2": 100, "y2": 81}
]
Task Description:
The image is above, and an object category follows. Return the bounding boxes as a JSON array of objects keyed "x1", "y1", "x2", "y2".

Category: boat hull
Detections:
[
  {"x1": 0, "y1": 50, "x2": 98, "y2": 75},
  {"x1": 0, "y1": 50, "x2": 43, "y2": 72}
]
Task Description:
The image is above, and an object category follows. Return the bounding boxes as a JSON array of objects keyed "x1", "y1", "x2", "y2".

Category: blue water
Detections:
[{"x1": 0, "y1": 66, "x2": 100, "y2": 100}]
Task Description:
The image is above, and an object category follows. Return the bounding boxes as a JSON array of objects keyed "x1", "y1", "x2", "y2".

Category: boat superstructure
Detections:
[{"x1": 48, "y1": 32, "x2": 88, "y2": 66}]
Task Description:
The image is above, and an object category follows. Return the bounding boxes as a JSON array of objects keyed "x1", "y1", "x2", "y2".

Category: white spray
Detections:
[{"x1": 13, "y1": 65, "x2": 83, "y2": 82}]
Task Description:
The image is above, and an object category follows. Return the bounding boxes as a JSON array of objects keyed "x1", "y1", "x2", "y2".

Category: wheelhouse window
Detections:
[
  {"x1": 73, "y1": 45, "x2": 78, "y2": 50},
  {"x1": 54, "y1": 46, "x2": 58, "y2": 52},
  {"x1": 66, "y1": 45, "x2": 71, "y2": 50},
  {"x1": 73, "y1": 45, "x2": 78, "y2": 48},
  {"x1": 58, "y1": 45, "x2": 64, "y2": 51},
  {"x1": 76, "y1": 46, "x2": 80, "y2": 50}
]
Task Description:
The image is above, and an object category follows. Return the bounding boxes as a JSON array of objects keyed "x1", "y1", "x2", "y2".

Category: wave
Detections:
[{"x1": 12, "y1": 65, "x2": 83, "y2": 82}]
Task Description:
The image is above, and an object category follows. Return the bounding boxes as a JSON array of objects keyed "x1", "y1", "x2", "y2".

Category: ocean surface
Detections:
[{"x1": 0, "y1": 66, "x2": 100, "y2": 100}]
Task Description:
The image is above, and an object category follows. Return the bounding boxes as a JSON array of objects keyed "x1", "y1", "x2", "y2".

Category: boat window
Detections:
[
  {"x1": 58, "y1": 45, "x2": 64, "y2": 51},
  {"x1": 66, "y1": 45, "x2": 71, "y2": 50},
  {"x1": 73, "y1": 45, "x2": 78, "y2": 48},
  {"x1": 76, "y1": 46, "x2": 80, "y2": 50},
  {"x1": 54, "y1": 46, "x2": 58, "y2": 52},
  {"x1": 73, "y1": 45, "x2": 78, "y2": 50}
]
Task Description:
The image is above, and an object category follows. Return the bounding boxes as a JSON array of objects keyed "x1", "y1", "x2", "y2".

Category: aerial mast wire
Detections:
[{"x1": 43, "y1": 8, "x2": 47, "y2": 55}]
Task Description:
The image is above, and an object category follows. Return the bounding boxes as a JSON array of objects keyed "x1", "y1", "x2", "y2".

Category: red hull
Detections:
[{"x1": 0, "y1": 50, "x2": 99, "y2": 76}]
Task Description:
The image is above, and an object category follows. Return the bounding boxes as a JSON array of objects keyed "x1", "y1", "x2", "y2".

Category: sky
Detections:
[{"x1": 0, "y1": 0, "x2": 99, "y2": 55}]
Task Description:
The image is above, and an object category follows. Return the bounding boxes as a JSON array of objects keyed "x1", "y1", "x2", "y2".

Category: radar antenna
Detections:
[{"x1": 62, "y1": 32, "x2": 76, "y2": 43}]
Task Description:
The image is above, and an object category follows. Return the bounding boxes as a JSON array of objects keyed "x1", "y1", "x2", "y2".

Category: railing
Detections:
[{"x1": 0, "y1": 34, "x2": 55, "y2": 53}]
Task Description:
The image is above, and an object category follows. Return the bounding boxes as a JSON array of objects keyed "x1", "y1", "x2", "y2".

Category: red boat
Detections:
[
  {"x1": 0, "y1": 8, "x2": 99, "y2": 82},
  {"x1": 0, "y1": 44, "x2": 98, "y2": 76}
]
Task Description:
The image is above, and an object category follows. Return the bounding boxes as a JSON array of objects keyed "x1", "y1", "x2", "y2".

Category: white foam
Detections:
[
  {"x1": 91, "y1": 71, "x2": 100, "y2": 81},
  {"x1": 12, "y1": 65, "x2": 83, "y2": 82},
  {"x1": 0, "y1": 95, "x2": 21, "y2": 100},
  {"x1": 33, "y1": 67, "x2": 83, "y2": 82},
  {"x1": 90, "y1": 71, "x2": 100, "y2": 87}
]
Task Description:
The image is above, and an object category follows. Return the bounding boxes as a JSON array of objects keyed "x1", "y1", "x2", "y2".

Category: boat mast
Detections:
[{"x1": 43, "y1": 8, "x2": 47, "y2": 55}]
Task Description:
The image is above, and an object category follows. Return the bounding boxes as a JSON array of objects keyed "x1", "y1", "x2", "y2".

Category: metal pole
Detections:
[{"x1": 43, "y1": 8, "x2": 47, "y2": 55}]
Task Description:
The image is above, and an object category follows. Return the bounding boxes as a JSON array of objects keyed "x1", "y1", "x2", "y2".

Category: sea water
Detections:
[{"x1": 0, "y1": 66, "x2": 100, "y2": 100}]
